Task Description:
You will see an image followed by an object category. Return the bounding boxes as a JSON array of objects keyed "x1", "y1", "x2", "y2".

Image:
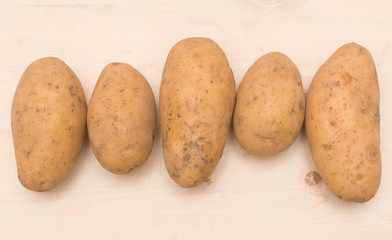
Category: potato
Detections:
[
  {"x1": 160, "y1": 38, "x2": 236, "y2": 187},
  {"x1": 87, "y1": 63, "x2": 156, "y2": 174},
  {"x1": 233, "y1": 52, "x2": 305, "y2": 154},
  {"x1": 306, "y1": 43, "x2": 381, "y2": 202},
  {"x1": 11, "y1": 57, "x2": 87, "y2": 191}
]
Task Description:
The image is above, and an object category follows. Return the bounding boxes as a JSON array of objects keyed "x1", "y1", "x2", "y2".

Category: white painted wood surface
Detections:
[{"x1": 1, "y1": 0, "x2": 391, "y2": 239}]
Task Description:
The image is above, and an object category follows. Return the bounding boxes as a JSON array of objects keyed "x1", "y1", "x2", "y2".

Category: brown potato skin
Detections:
[
  {"x1": 87, "y1": 63, "x2": 156, "y2": 174},
  {"x1": 234, "y1": 52, "x2": 305, "y2": 155},
  {"x1": 160, "y1": 38, "x2": 236, "y2": 187},
  {"x1": 306, "y1": 43, "x2": 381, "y2": 202},
  {"x1": 11, "y1": 57, "x2": 87, "y2": 191}
]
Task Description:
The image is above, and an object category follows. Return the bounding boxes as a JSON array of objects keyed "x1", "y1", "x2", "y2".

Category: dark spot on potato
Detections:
[
  {"x1": 68, "y1": 86, "x2": 75, "y2": 96},
  {"x1": 177, "y1": 113, "x2": 181, "y2": 118},
  {"x1": 321, "y1": 144, "x2": 332, "y2": 150},
  {"x1": 183, "y1": 153, "x2": 190, "y2": 164},
  {"x1": 367, "y1": 146, "x2": 378, "y2": 163},
  {"x1": 174, "y1": 167, "x2": 180, "y2": 172},
  {"x1": 325, "y1": 81, "x2": 340, "y2": 87},
  {"x1": 198, "y1": 137, "x2": 205, "y2": 141},
  {"x1": 273, "y1": 67, "x2": 278, "y2": 72},
  {"x1": 356, "y1": 174, "x2": 363, "y2": 180},
  {"x1": 210, "y1": 80, "x2": 213, "y2": 83},
  {"x1": 253, "y1": 96, "x2": 258, "y2": 101},
  {"x1": 374, "y1": 107, "x2": 380, "y2": 121},
  {"x1": 305, "y1": 171, "x2": 322, "y2": 185},
  {"x1": 63, "y1": 162, "x2": 67, "y2": 165},
  {"x1": 120, "y1": 88, "x2": 124, "y2": 92},
  {"x1": 168, "y1": 127, "x2": 171, "y2": 131},
  {"x1": 77, "y1": 96, "x2": 82, "y2": 103},
  {"x1": 360, "y1": 48, "x2": 365, "y2": 54},
  {"x1": 299, "y1": 100, "x2": 304, "y2": 110},
  {"x1": 103, "y1": 84, "x2": 107, "y2": 88},
  {"x1": 36, "y1": 109, "x2": 39, "y2": 112},
  {"x1": 26, "y1": 151, "x2": 31, "y2": 157},
  {"x1": 329, "y1": 120, "x2": 336, "y2": 126},
  {"x1": 194, "y1": 164, "x2": 199, "y2": 169},
  {"x1": 55, "y1": 85, "x2": 59, "y2": 89}
]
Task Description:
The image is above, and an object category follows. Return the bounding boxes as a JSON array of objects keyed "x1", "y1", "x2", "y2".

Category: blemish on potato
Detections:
[
  {"x1": 299, "y1": 100, "x2": 304, "y2": 110},
  {"x1": 68, "y1": 86, "x2": 75, "y2": 96},
  {"x1": 367, "y1": 146, "x2": 378, "y2": 163},
  {"x1": 374, "y1": 107, "x2": 380, "y2": 121},
  {"x1": 325, "y1": 81, "x2": 340, "y2": 87},
  {"x1": 183, "y1": 153, "x2": 190, "y2": 164},
  {"x1": 305, "y1": 171, "x2": 322, "y2": 185},
  {"x1": 321, "y1": 144, "x2": 332, "y2": 150},
  {"x1": 356, "y1": 174, "x2": 363, "y2": 180}
]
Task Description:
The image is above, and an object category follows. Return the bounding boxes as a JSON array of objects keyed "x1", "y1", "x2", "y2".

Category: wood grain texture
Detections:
[{"x1": 0, "y1": 0, "x2": 391, "y2": 239}]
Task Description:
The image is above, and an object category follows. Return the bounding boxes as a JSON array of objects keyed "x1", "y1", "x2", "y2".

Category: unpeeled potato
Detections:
[
  {"x1": 234, "y1": 52, "x2": 305, "y2": 155},
  {"x1": 306, "y1": 43, "x2": 381, "y2": 202},
  {"x1": 11, "y1": 57, "x2": 87, "y2": 191},
  {"x1": 87, "y1": 62, "x2": 156, "y2": 174},
  {"x1": 160, "y1": 38, "x2": 236, "y2": 187}
]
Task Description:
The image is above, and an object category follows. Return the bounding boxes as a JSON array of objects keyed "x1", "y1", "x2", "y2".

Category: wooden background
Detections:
[{"x1": 0, "y1": 0, "x2": 391, "y2": 239}]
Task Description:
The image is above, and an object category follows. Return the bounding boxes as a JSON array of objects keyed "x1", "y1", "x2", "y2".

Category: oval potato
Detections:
[
  {"x1": 306, "y1": 43, "x2": 381, "y2": 202},
  {"x1": 160, "y1": 38, "x2": 236, "y2": 187},
  {"x1": 234, "y1": 52, "x2": 305, "y2": 154},
  {"x1": 87, "y1": 63, "x2": 156, "y2": 174},
  {"x1": 11, "y1": 57, "x2": 87, "y2": 191}
]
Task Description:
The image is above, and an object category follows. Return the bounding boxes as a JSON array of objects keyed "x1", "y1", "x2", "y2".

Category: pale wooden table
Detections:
[{"x1": 1, "y1": 0, "x2": 391, "y2": 239}]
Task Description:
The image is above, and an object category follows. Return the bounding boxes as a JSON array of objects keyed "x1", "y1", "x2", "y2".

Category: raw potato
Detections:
[
  {"x1": 160, "y1": 38, "x2": 236, "y2": 187},
  {"x1": 306, "y1": 43, "x2": 381, "y2": 202},
  {"x1": 11, "y1": 57, "x2": 87, "y2": 191},
  {"x1": 234, "y1": 52, "x2": 305, "y2": 154},
  {"x1": 87, "y1": 63, "x2": 156, "y2": 174}
]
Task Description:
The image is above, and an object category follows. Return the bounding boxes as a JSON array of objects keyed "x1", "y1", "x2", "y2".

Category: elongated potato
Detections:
[
  {"x1": 11, "y1": 57, "x2": 87, "y2": 191},
  {"x1": 306, "y1": 43, "x2": 381, "y2": 202},
  {"x1": 87, "y1": 63, "x2": 156, "y2": 174},
  {"x1": 160, "y1": 38, "x2": 236, "y2": 187},
  {"x1": 234, "y1": 52, "x2": 305, "y2": 155}
]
